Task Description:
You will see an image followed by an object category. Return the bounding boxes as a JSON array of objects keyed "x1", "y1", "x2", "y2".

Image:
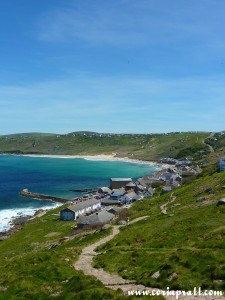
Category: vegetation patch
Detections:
[{"x1": 93, "y1": 170, "x2": 225, "y2": 292}]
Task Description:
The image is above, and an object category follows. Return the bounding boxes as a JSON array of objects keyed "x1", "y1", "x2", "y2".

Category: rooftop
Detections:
[
  {"x1": 110, "y1": 178, "x2": 132, "y2": 181},
  {"x1": 66, "y1": 198, "x2": 100, "y2": 213},
  {"x1": 77, "y1": 210, "x2": 114, "y2": 225}
]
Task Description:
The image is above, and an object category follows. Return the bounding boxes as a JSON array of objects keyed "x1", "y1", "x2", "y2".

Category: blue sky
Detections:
[{"x1": 0, "y1": 0, "x2": 225, "y2": 134}]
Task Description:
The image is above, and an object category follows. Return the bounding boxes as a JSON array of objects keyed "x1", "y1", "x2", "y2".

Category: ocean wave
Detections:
[{"x1": 0, "y1": 203, "x2": 62, "y2": 233}]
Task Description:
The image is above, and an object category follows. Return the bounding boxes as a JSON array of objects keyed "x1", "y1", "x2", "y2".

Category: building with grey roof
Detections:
[
  {"x1": 120, "y1": 191, "x2": 137, "y2": 204},
  {"x1": 60, "y1": 199, "x2": 101, "y2": 221},
  {"x1": 110, "y1": 178, "x2": 132, "y2": 189},
  {"x1": 106, "y1": 206, "x2": 123, "y2": 215},
  {"x1": 77, "y1": 210, "x2": 114, "y2": 228}
]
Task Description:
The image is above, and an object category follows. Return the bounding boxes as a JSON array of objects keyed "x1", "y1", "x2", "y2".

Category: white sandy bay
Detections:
[{"x1": 19, "y1": 154, "x2": 166, "y2": 168}]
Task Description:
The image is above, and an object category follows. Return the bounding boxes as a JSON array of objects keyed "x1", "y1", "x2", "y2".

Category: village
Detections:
[{"x1": 60, "y1": 157, "x2": 203, "y2": 228}]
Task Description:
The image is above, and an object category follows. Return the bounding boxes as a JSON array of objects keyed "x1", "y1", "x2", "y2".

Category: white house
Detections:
[{"x1": 60, "y1": 199, "x2": 101, "y2": 221}]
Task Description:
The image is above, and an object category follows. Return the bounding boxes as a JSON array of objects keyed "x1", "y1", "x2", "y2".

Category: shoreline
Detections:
[
  {"x1": 0, "y1": 153, "x2": 170, "y2": 237},
  {"x1": 0, "y1": 208, "x2": 50, "y2": 239},
  {"x1": 11, "y1": 153, "x2": 169, "y2": 169}
]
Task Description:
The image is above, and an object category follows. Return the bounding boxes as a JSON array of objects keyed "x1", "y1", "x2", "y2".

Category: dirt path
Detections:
[
  {"x1": 202, "y1": 132, "x2": 215, "y2": 153},
  {"x1": 160, "y1": 192, "x2": 176, "y2": 215},
  {"x1": 74, "y1": 215, "x2": 225, "y2": 299},
  {"x1": 74, "y1": 216, "x2": 163, "y2": 294}
]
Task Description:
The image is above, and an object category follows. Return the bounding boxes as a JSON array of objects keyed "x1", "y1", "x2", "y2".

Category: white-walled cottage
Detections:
[{"x1": 60, "y1": 199, "x2": 101, "y2": 221}]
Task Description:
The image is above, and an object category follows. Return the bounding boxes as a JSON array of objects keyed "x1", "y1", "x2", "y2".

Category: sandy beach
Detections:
[{"x1": 19, "y1": 153, "x2": 168, "y2": 168}]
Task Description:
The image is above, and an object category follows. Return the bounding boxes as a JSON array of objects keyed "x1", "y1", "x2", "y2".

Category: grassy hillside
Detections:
[
  {"x1": 0, "y1": 208, "x2": 124, "y2": 300},
  {"x1": 1, "y1": 164, "x2": 224, "y2": 298},
  {"x1": 0, "y1": 206, "x2": 165, "y2": 300},
  {"x1": 1, "y1": 130, "x2": 225, "y2": 298},
  {"x1": 93, "y1": 170, "x2": 225, "y2": 291},
  {"x1": 0, "y1": 131, "x2": 211, "y2": 161}
]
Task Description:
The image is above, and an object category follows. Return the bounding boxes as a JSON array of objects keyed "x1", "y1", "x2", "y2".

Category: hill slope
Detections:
[
  {"x1": 93, "y1": 170, "x2": 225, "y2": 291},
  {"x1": 0, "y1": 163, "x2": 225, "y2": 298},
  {"x1": 0, "y1": 131, "x2": 211, "y2": 161},
  {"x1": 0, "y1": 208, "x2": 129, "y2": 299}
]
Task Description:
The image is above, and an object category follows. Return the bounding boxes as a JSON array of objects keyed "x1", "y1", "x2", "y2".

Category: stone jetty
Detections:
[{"x1": 19, "y1": 189, "x2": 69, "y2": 204}]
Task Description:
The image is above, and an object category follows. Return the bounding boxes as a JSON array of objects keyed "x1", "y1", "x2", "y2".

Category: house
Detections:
[
  {"x1": 218, "y1": 158, "x2": 225, "y2": 172},
  {"x1": 132, "y1": 194, "x2": 144, "y2": 201},
  {"x1": 60, "y1": 199, "x2": 101, "y2": 221},
  {"x1": 110, "y1": 178, "x2": 132, "y2": 189},
  {"x1": 159, "y1": 158, "x2": 177, "y2": 165},
  {"x1": 125, "y1": 181, "x2": 137, "y2": 191},
  {"x1": 77, "y1": 210, "x2": 114, "y2": 228},
  {"x1": 110, "y1": 188, "x2": 125, "y2": 200},
  {"x1": 98, "y1": 187, "x2": 112, "y2": 194},
  {"x1": 143, "y1": 188, "x2": 154, "y2": 198},
  {"x1": 107, "y1": 206, "x2": 123, "y2": 215},
  {"x1": 120, "y1": 191, "x2": 137, "y2": 204},
  {"x1": 136, "y1": 184, "x2": 146, "y2": 192},
  {"x1": 101, "y1": 199, "x2": 122, "y2": 205},
  {"x1": 170, "y1": 174, "x2": 182, "y2": 183},
  {"x1": 162, "y1": 186, "x2": 172, "y2": 194}
]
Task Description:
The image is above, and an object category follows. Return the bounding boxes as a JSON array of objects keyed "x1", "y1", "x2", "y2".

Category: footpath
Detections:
[{"x1": 74, "y1": 216, "x2": 225, "y2": 299}]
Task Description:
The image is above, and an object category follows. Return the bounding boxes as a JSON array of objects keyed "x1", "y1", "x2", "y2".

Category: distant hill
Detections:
[
  {"x1": 67, "y1": 131, "x2": 101, "y2": 136},
  {"x1": 1, "y1": 132, "x2": 58, "y2": 137},
  {"x1": 0, "y1": 131, "x2": 218, "y2": 162}
]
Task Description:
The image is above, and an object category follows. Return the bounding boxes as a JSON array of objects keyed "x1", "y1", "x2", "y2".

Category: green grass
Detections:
[
  {"x1": 2, "y1": 130, "x2": 225, "y2": 298},
  {"x1": 93, "y1": 170, "x2": 225, "y2": 291},
  {"x1": 0, "y1": 207, "x2": 126, "y2": 300},
  {"x1": 0, "y1": 206, "x2": 164, "y2": 299},
  {"x1": 0, "y1": 131, "x2": 211, "y2": 161}
]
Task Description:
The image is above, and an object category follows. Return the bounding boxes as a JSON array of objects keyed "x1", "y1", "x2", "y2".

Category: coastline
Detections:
[
  {"x1": 0, "y1": 153, "x2": 169, "y2": 237},
  {"x1": 0, "y1": 209, "x2": 49, "y2": 240},
  {"x1": 16, "y1": 153, "x2": 169, "y2": 169},
  {"x1": 0, "y1": 203, "x2": 62, "y2": 237}
]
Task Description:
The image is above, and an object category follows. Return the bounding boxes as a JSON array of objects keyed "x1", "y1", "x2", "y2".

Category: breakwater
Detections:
[{"x1": 19, "y1": 189, "x2": 69, "y2": 204}]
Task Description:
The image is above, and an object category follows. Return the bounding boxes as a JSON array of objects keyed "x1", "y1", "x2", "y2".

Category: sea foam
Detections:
[{"x1": 0, "y1": 203, "x2": 62, "y2": 233}]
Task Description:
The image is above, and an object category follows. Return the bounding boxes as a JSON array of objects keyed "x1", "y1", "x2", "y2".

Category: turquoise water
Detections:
[{"x1": 0, "y1": 155, "x2": 159, "y2": 231}]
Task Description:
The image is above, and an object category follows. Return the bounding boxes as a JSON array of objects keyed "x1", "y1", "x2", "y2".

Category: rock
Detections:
[
  {"x1": 213, "y1": 280, "x2": 224, "y2": 285},
  {"x1": 198, "y1": 201, "x2": 210, "y2": 206},
  {"x1": 151, "y1": 270, "x2": 160, "y2": 279},
  {"x1": 171, "y1": 203, "x2": 181, "y2": 207},
  {"x1": 59, "y1": 236, "x2": 70, "y2": 242},
  {"x1": 217, "y1": 199, "x2": 225, "y2": 206},
  {"x1": 12, "y1": 216, "x2": 31, "y2": 225},
  {"x1": 118, "y1": 220, "x2": 127, "y2": 225},
  {"x1": 49, "y1": 242, "x2": 61, "y2": 249},
  {"x1": 204, "y1": 187, "x2": 213, "y2": 193},
  {"x1": 221, "y1": 186, "x2": 225, "y2": 190},
  {"x1": 196, "y1": 196, "x2": 208, "y2": 202},
  {"x1": 167, "y1": 272, "x2": 178, "y2": 282}
]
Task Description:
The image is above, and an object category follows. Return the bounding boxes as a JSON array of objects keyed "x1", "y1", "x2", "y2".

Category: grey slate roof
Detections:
[
  {"x1": 66, "y1": 199, "x2": 100, "y2": 213},
  {"x1": 125, "y1": 181, "x2": 136, "y2": 187},
  {"x1": 101, "y1": 199, "x2": 122, "y2": 205},
  {"x1": 77, "y1": 210, "x2": 114, "y2": 225},
  {"x1": 111, "y1": 188, "x2": 125, "y2": 196},
  {"x1": 107, "y1": 206, "x2": 123, "y2": 215},
  {"x1": 111, "y1": 178, "x2": 132, "y2": 181}
]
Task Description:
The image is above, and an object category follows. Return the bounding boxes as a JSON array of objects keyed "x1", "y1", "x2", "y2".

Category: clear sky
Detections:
[{"x1": 0, "y1": 0, "x2": 225, "y2": 134}]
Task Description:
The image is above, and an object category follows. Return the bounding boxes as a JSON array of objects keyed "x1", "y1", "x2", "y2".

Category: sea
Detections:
[{"x1": 0, "y1": 155, "x2": 160, "y2": 232}]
